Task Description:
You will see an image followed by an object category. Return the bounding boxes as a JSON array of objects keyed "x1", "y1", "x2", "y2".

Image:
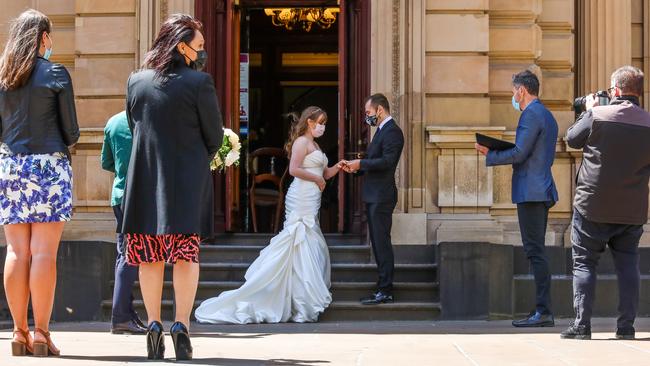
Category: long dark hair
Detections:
[
  {"x1": 142, "y1": 14, "x2": 203, "y2": 77},
  {"x1": 284, "y1": 106, "x2": 328, "y2": 158},
  {"x1": 0, "y1": 9, "x2": 51, "y2": 90}
]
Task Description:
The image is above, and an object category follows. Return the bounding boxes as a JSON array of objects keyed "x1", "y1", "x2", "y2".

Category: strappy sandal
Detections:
[
  {"x1": 33, "y1": 328, "x2": 60, "y2": 357},
  {"x1": 11, "y1": 328, "x2": 33, "y2": 356}
]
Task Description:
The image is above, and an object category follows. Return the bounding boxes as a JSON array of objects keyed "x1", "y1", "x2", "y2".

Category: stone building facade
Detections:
[{"x1": 0, "y1": 0, "x2": 648, "y2": 249}]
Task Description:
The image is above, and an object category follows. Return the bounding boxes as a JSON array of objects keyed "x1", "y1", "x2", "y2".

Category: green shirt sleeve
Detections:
[{"x1": 101, "y1": 125, "x2": 115, "y2": 173}]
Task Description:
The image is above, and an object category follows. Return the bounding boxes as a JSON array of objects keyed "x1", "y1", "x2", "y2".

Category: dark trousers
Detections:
[
  {"x1": 366, "y1": 202, "x2": 396, "y2": 293},
  {"x1": 517, "y1": 201, "x2": 553, "y2": 315},
  {"x1": 111, "y1": 205, "x2": 139, "y2": 325},
  {"x1": 571, "y1": 209, "x2": 642, "y2": 329}
]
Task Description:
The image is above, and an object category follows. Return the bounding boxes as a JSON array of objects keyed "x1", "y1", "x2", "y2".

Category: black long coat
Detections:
[{"x1": 121, "y1": 64, "x2": 224, "y2": 237}]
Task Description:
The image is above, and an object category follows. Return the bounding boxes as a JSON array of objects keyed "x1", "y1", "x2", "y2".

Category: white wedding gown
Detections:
[{"x1": 194, "y1": 150, "x2": 332, "y2": 324}]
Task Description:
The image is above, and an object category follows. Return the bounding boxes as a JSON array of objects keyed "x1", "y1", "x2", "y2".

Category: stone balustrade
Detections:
[{"x1": 422, "y1": 126, "x2": 650, "y2": 247}]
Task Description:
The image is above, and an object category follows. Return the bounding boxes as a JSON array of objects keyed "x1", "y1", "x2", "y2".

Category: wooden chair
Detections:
[{"x1": 249, "y1": 147, "x2": 288, "y2": 233}]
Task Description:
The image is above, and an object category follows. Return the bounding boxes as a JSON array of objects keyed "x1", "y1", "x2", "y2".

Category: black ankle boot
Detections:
[
  {"x1": 616, "y1": 326, "x2": 635, "y2": 340},
  {"x1": 170, "y1": 322, "x2": 193, "y2": 361},
  {"x1": 146, "y1": 321, "x2": 165, "y2": 360},
  {"x1": 560, "y1": 323, "x2": 591, "y2": 340}
]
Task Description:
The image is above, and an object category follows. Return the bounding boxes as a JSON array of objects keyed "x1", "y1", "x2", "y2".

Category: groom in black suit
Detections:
[{"x1": 343, "y1": 93, "x2": 404, "y2": 305}]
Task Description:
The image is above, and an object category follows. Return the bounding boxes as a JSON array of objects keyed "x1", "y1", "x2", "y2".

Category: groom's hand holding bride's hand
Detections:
[
  {"x1": 341, "y1": 159, "x2": 361, "y2": 173},
  {"x1": 336, "y1": 160, "x2": 349, "y2": 172},
  {"x1": 337, "y1": 160, "x2": 351, "y2": 173}
]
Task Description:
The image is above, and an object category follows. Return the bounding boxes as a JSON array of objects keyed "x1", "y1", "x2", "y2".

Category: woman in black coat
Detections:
[{"x1": 121, "y1": 14, "x2": 223, "y2": 360}]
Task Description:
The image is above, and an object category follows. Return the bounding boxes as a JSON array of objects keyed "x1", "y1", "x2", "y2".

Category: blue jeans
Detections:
[
  {"x1": 111, "y1": 205, "x2": 139, "y2": 325},
  {"x1": 571, "y1": 209, "x2": 642, "y2": 328}
]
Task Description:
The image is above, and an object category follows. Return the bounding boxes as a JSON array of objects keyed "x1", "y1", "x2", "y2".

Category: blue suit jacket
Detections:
[{"x1": 486, "y1": 99, "x2": 559, "y2": 204}]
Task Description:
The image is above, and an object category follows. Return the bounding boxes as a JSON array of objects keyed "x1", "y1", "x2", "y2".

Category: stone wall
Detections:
[
  {"x1": 0, "y1": 0, "x2": 648, "y2": 244},
  {"x1": 0, "y1": 0, "x2": 191, "y2": 241},
  {"x1": 382, "y1": 0, "x2": 650, "y2": 247},
  {"x1": 0, "y1": 1, "x2": 135, "y2": 220}
]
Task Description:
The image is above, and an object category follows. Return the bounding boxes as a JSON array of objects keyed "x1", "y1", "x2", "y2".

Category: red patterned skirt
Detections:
[{"x1": 126, "y1": 233, "x2": 200, "y2": 265}]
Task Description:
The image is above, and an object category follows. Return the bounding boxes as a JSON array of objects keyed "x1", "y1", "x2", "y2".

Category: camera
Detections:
[{"x1": 573, "y1": 90, "x2": 610, "y2": 114}]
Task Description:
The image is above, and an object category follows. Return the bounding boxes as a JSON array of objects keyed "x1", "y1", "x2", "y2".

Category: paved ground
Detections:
[{"x1": 2, "y1": 318, "x2": 650, "y2": 365}]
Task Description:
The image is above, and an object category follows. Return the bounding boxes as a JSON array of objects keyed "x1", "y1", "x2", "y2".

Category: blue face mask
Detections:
[
  {"x1": 511, "y1": 95, "x2": 521, "y2": 112},
  {"x1": 43, "y1": 33, "x2": 53, "y2": 60}
]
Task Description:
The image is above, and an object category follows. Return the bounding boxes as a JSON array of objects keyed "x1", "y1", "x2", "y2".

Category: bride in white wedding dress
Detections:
[{"x1": 195, "y1": 106, "x2": 345, "y2": 324}]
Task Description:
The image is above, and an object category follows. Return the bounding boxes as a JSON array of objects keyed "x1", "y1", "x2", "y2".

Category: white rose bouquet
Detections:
[{"x1": 210, "y1": 128, "x2": 241, "y2": 171}]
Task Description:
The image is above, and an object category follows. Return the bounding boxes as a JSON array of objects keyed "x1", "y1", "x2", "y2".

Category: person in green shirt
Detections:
[{"x1": 101, "y1": 110, "x2": 146, "y2": 334}]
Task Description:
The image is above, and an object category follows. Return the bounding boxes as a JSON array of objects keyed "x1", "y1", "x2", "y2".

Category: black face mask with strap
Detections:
[{"x1": 186, "y1": 45, "x2": 208, "y2": 71}]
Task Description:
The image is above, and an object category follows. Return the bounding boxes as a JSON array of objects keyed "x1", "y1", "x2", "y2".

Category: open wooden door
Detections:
[
  {"x1": 226, "y1": 5, "x2": 242, "y2": 231},
  {"x1": 196, "y1": 0, "x2": 241, "y2": 232},
  {"x1": 339, "y1": 0, "x2": 370, "y2": 234},
  {"x1": 337, "y1": 0, "x2": 346, "y2": 233},
  {"x1": 199, "y1": 0, "x2": 370, "y2": 234},
  {"x1": 342, "y1": 0, "x2": 371, "y2": 234}
]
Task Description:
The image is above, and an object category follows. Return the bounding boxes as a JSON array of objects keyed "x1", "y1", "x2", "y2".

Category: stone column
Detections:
[
  {"x1": 632, "y1": 0, "x2": 645, "y2": 74},
  {"x1": 488, "y1": 0, "x2": 542, "y2": 214},
  {"x1": 371, "y1": 0, "x2": 407, "y2": 213},
  {"x1": 538, "y1": 0, "x2": 575, "y2": 133},
  {"x1": 137, "y1": 0, "x2": 156, "y2": 66},
  {"x1": 537, "y1": 0, "x2": 575, "y2": 217},
  {"x1": 404, "y1": 0, "x2": 426, "y2": 213},
  {"x1": 422, "y1": 0, "x2": 490, "y2": 214},
  {"x1": 488, "y1": 0, "x2": 543, "y2": 131},
  {"x1": 74, "y1": 0, "x2": 137, "y2": 212},
  {"x1": 643, "y1": 1, "x2": 650, "y2": 112},
  {"x1": 577, "y1": 0, "x2": 632, "y2": 94}
]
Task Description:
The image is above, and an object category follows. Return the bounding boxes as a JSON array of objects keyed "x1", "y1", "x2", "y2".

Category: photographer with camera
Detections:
[{"x1": 562, "y1": 66, "x2": 650, "y2": 340}]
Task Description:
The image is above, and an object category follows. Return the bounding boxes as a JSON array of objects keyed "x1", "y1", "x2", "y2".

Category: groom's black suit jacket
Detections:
[{"x1": 360, "y1": 119, "x2": 404, "y2": 203}]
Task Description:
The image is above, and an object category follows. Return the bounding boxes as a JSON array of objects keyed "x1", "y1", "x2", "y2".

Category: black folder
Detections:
[{"x1": 475, "y1": 133, "x2": 515, "y2": 151}]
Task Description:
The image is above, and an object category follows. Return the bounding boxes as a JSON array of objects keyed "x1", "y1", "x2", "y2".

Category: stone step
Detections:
[
  {"x1": 0, "y1": 320, "x2": 13, "y2": 330},
  {"x1": 209, "y1": 233, "x2": 364, "y2": 246},
  {"x1": 320, "y1": 301, "x2": 441, "y2": 321},
  {"x1": 125, "y1": 281, "x2": 440, "y2": 303},
  {"x1": 513, "y1": 274, "x2": 650, "y2": 318},
  {"x1": 160, "y1": 263, "x2": 437, "y2": 282},
  {"x1": 330, "y1": 282, "x2": 439, "y2": 302},
  {"x1": 101, "y1": 300, "x2": 441, "y2": 322},
  {"x1": 198, "y1": 245, "x2": 371, "y2": 264}
]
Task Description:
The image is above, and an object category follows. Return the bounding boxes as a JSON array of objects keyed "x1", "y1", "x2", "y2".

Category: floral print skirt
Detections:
[{"x1": 0, "y1": 153, "x2": 73, "y2": 225}]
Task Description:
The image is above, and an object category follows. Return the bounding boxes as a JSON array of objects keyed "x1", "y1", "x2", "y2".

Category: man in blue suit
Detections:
[{"x1": 476, "y1": 70, "x2": 558, "y2": 327}]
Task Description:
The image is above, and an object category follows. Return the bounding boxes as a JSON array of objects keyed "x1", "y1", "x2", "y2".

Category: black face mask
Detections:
[
  {"x1": 187, "y1": 45, "x2": 208, "y2": 71},
  {"x1": 365, "y1": 114, "x2": 378, "y2": 127}
]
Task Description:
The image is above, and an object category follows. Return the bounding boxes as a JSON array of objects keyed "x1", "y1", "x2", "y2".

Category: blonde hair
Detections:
[
  {"x1": 284, "y1": 106, "x2": 327, "y2": 158},
  {"x1": 0, "y1": 9, "x2": 52, "y2": 90}
]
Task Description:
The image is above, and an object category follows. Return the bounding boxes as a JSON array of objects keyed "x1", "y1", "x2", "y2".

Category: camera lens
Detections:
[
  {"x1": 573, "y1": 96, "x2": 587, "y2": 114},
  {"x1": 595, "y1": 90, "x2": 611, "y2": 106}
]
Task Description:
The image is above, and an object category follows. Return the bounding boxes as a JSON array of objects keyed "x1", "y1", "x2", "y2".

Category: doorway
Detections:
[
  {"x1": 240, "y1": 7, "x2": 340, "y2": 233},
  {"x1": 196, "y1": 0, "x2": 370, "y2": 235}
]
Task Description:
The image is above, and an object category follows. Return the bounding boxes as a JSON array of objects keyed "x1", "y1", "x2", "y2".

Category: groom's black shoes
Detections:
[{"x1": 361, "y1": 291, "x2": 394, "y2": 305}]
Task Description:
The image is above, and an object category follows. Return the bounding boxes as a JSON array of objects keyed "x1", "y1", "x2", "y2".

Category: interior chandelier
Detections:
[{"x1": 264, "y1": 8, "x2": 340, "y2": 32}]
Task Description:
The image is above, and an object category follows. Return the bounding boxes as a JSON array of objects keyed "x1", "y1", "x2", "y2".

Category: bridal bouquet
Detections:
[{"x1": 210, "y1": 128, "x2": 241, "y2": 171}]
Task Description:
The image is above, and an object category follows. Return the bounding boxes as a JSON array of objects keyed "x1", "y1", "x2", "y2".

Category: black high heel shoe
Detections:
[
  {"x1": 146, "y1": 321, "x2": 165, "y2": 360},
  {"x1": 170, "y1": 322, "x2": 193, "y2": 361}
]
